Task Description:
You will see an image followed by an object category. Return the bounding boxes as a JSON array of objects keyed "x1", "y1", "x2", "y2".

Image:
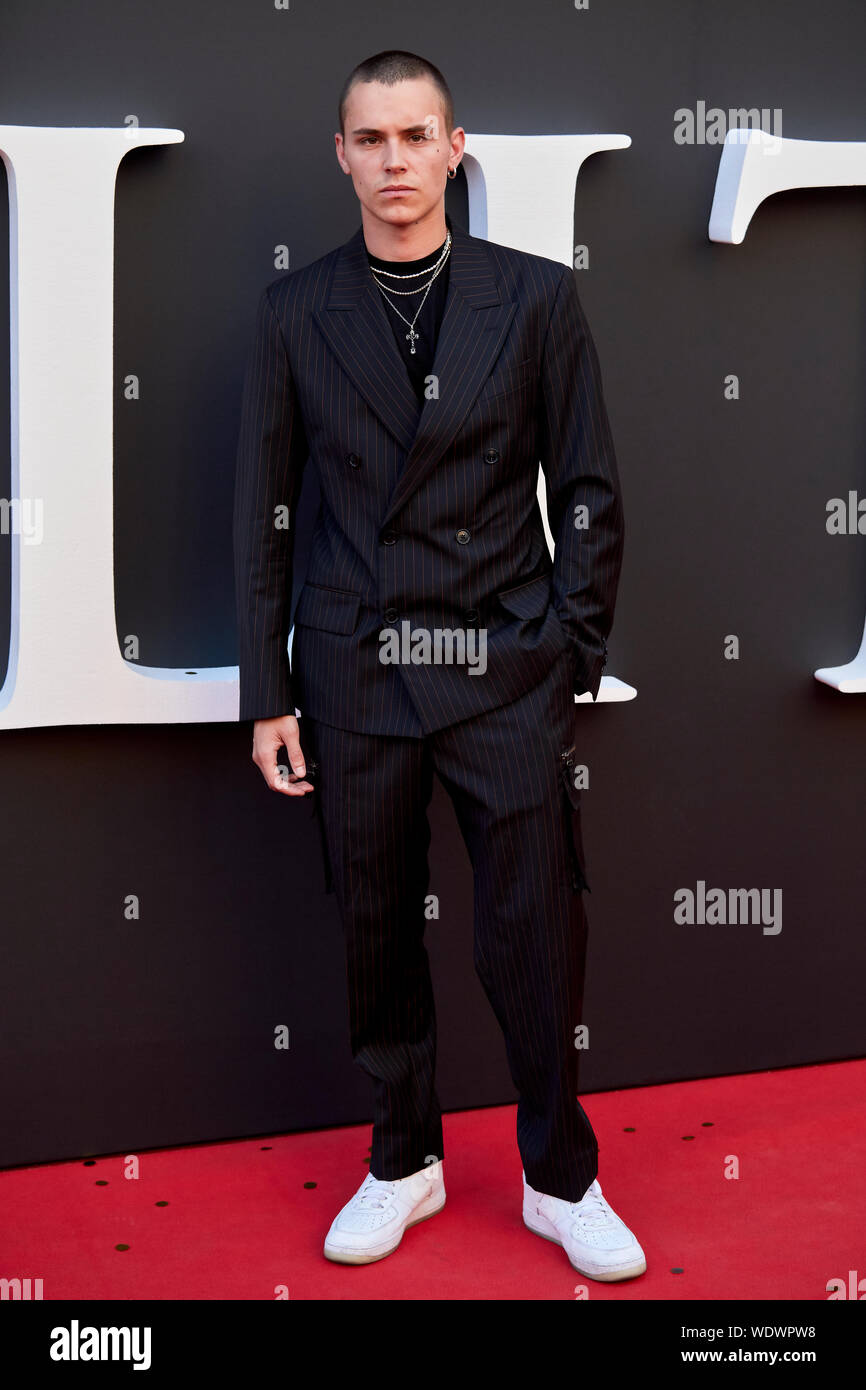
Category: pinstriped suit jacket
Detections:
[{"x1": 233, "y1": 213, "x2": 624, "y2": 736}]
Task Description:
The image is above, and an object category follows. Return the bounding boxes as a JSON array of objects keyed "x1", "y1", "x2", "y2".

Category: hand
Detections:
[{"x1": 251, "y1": 714, "x2": 315, "y2": 796}]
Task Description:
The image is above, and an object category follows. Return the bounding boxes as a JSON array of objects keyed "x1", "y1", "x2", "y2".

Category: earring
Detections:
[{"x1": 447, "y1": 165, "x2": 457, "y2": 179}]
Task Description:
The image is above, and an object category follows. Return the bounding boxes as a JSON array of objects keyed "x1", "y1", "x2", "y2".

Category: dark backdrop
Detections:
[{"x1": 1, "y1": 0, "x2": 864, "y2": 1169}]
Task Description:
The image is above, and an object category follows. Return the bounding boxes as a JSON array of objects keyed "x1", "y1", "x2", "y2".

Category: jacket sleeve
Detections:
[
  {"x1": 538, "y1": 266, "x2": 624, "y2": 701},
  {"x1": 233, "y1": 283, "x2": 309, "y2": 722}
]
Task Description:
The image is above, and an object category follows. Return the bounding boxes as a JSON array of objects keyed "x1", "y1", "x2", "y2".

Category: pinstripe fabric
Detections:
[
  {"x1": 234, "y1": 213, "x2": 623, "y2": 1204},
  {"x1": 233, "y1": 214, "x2": 624, "y2": 734},
  {"x1": 302, "y1": 647, "x2": 598, "y2": 1203}
]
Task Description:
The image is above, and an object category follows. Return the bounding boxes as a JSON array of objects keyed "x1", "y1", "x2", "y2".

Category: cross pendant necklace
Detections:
[
  {"x1": 373, "y1": 277, "x2": 435, "y2": 355},
  {"x1": 368, "y1": 231, "x2": 452, "y2": 355}
]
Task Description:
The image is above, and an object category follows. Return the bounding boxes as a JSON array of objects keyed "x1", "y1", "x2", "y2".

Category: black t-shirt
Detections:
[{"x1": 365, "y1": 214, "x2": 452, "y2": 406}]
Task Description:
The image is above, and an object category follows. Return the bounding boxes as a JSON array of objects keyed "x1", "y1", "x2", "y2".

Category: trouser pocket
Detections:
[
  {"x1": 300, "y1": 718, "x2": 334, "y2": 896},
  {"x1": 559, "y1": 744, "x2": 591, "y2": 894},
  {"x1": 310, "y1": 777, "x2": 334, "y2": 896}
]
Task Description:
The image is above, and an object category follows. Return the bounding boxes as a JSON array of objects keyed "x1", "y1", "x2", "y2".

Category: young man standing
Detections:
[{"x1": 233, "y1": 50, "x2": 645, "y2": 1282}]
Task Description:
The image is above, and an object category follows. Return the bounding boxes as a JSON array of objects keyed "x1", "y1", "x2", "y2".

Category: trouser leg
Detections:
[
  {"x1": 428, "y1": 652, "x2": 598, "y2": 1202},
  {"x1": 303, "y1": 716, "x2": 444, "y2": 1179}
]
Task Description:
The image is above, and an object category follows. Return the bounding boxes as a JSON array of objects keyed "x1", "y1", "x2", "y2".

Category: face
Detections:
[{"x1": 335, "y1": 76, "x2": 464, "y2": 231}]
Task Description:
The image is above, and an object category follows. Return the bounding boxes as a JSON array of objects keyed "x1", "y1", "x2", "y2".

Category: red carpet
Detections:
[{"x1": 1, "y1": 1059, "x2": 862, "y2": 1300}]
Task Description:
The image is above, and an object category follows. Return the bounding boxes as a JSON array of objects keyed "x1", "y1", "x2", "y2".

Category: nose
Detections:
[{"x1": 383, "y1": 143, "x2": 407, "y2": 172}]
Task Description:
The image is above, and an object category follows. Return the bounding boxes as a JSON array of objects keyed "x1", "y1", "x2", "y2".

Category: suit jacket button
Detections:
[
  {"x1": 384, "y1": 607, "x2": 399, "y2": 624},
  {"x1": 484, "y1": 448, "x2": 499, "y2": 464},
  {"x1": 380, "y1": 530, "x2": 398, "y2": 545},
  {"x1": 346, "y1": 453, "x2": 362, "y2": 468},
  {"x1": 464, "y1": 608, "x2": 479, "y2": 623},
  {"x1": 456, "y1": 529, "x2": 471, "y2": 544}
]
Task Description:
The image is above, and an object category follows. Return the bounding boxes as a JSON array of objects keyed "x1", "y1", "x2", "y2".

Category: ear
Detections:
[{"x1": 334, "y1": 133, "x2": 350, "y2": 175}]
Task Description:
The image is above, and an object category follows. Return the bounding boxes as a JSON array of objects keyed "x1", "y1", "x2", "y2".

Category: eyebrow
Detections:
[{"x1": 350, "y1": 125, "x2": 432, "y2": 136}]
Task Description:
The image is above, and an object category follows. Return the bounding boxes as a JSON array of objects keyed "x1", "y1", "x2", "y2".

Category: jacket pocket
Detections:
[
  {"x1": 293, "y1": 583, "x2": 361, "y2": 635},
  {"x1": 478, "y1": 356, "x2": 538, "y2": 402},
  {"x1": 496, "y1": 571, "x2": 552, "y2": 619},
  {"x1": 559, "y1": 744, "x2": 591, "y2": 893}
]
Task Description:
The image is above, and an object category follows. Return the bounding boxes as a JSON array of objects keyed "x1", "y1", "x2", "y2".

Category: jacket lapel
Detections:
[{"x1": 312, "y1": 213, "x2": 518, "y2": 527}]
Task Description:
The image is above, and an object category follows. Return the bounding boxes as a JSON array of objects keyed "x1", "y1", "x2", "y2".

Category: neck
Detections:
[{"x1": 361, "y1": 204, "x2": 448, "y2": 261}]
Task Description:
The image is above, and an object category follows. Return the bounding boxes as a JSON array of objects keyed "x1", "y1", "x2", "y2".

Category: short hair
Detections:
[{"x1": 338, "y1": 50, "x2": 454, "y2": 141}]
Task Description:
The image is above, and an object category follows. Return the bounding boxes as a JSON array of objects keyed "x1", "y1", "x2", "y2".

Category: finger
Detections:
[
  {"x1": 273, "y1": 761, "x2": 314, "y2": 796},
  {"x1": 282, "y1": 729, "x2": 307, "y2": 782}
]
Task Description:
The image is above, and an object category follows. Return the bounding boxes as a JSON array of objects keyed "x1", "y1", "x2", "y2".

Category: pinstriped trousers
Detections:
[{"x1": 302, "y1": 647, "x2": 598, "y2": 1203}]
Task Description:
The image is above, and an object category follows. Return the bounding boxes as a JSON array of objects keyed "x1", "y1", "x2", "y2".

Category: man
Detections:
[{"x1": 233, "y1": 49, "x2": 645, "y2": 1283}]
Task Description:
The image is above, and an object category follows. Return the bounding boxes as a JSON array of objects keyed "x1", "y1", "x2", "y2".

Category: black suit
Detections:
[
  {"x1": 234, "y1": 213, "x2": 624, "y2": 1201},
  {"x1": 233, "y1": 212, "x2": 623, "y2": 734}
]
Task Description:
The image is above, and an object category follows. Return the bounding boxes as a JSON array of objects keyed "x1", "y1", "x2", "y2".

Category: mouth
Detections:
[{"x1": 380, "y1": 186, "x2": 415, "y2": 194}]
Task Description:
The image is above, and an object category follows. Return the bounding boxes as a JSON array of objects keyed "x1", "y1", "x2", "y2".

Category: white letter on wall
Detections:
[
  {"x1": 461, "y1": 133, "x2": 635, "y2": 702},
  {"x1": 0, "y1": 124, "x2": 239, "y2": 728},
  {"x1": 709, "y1": 128, "x2": 866, "y2": 693}
]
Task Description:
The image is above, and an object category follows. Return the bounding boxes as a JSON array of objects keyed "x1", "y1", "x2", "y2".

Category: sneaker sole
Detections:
[
  {"x1": 523, "y1": 1210, "x2": 647, "y2": 1282},
  {"x1": 323, "y1": 1193, "x2": 446, "y2": 1265}
]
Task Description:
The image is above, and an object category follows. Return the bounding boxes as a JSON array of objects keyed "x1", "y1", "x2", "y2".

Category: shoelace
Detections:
[
  {"x1": 357, "y1": 1176, "x2": 399, "y2": 1210},
  {"x1": 569, "y1": 1182, "x2": 614, "y2": 1228}
]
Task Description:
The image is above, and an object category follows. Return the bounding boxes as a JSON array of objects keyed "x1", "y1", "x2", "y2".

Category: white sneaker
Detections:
[
  {"x1": 323, "y1": 1160, "x2": 446, "y2": 1264},
  {"x1": 522, "y1": 1171, "x2": 646, "y2": 1281}
]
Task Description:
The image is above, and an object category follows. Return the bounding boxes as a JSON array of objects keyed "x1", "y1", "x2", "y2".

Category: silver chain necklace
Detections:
[{"x1": 368, "y1": 231, "x2": 452, "y2": 354}]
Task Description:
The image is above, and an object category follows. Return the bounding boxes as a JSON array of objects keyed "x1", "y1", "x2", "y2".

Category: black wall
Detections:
[{"x1": 1, "y1": 0, "x2": 864, "y2": 1168}]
